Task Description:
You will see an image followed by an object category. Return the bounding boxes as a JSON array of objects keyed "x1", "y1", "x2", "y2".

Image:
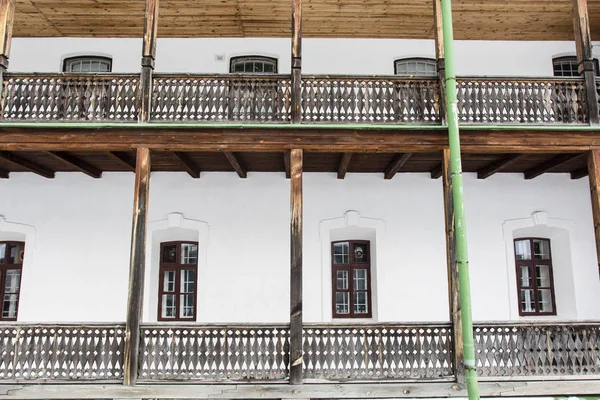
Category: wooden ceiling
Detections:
[{"x1": 13, "y1": 0, "x2": 600, "y2": 40}]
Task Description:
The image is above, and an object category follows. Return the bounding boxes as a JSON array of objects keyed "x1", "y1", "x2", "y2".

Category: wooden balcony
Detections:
[
  {"x1": 0, "y1": 322, "x2": 597, "y2": 383},
  {"x1": 0, "y1": 73, "x2": 593, "y2": 126}
]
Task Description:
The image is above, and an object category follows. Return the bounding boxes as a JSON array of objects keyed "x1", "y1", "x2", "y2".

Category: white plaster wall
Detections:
[
  {"x1": 9, "y1": 37, "x2": 600, "y2": 76},
  {"x1": 0, "y1": 172, "x2": 598, "y2": 323}
]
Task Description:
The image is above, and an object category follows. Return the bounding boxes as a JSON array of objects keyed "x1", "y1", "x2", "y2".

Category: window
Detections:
[
  {"x1": 553, "y1": 56, "x2": 599, "y2": 77},
  {"x1": 0, "y1": 241, "x2": 24, "y2": 321},
  {"x1": 62, "y1": 56, "x2": 112, "y2": 73},
  {"x1": 230, "y1": 56, "x2": 278, "y2": 74},
  {"x1": 332, "y1": 240, "x2": 372, "y2": 318},
  {"x1": 394, "y1": 58, "x2": 437, "y2": 76},
  {"x1": 158, "y1": 241, "x2": 198, "y2": 321},
  {"x1": 514, "y1": 238, "x2": 556, "y2": 316}
]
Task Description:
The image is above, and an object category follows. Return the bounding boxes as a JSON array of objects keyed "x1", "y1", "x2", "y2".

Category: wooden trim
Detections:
[
  {"x1": 384, "y1": 153, "x2": 412, "y2": 180},
  {"x1": 0, "y1": 151, "x2": 54, "y2": 178},
  {"x1": 140, "y1": 0, "x2": 158, "y2": 123},
  {"x1": 142, "y1": 0, "x2": 159, "y2": 59},
  {"x1": 123, "y1": 147, "x2": 151, "y2": 386},
  {"x1": 571, "y1": 166, "x2": 588, "y2": 179},
  {"x1": 171, "y1": 151, "x2": 201, "y2": 178},
  {"x1": 524, "y1": 153, "x2": 584, "y2": 179},
  {"x1": 223, "y1": 151, "x2": 247, "y2": 178},
  {"x1": 337, "y1": 153, "x2": 352, "y2": 179},
  {"x1": 0, "y1": 167, "x2": 8, "y2": 178},
  {"x1": 477, "y1": 154, "x2": 525, "y2": 179},
  {"x1": 588, "y1": 150, "x2": 600, "y2": 278},
  {"x1": 47, "y1": 151, "x2": 102, "y2": 178},
  {"x1": 107, "y1": 151, "x2": 136, "y2": 171},
  {"x1": 289, "y1": 148, "x2": 303, "y2": 385},
  {"x1": 0, "y1": 0, "x2": 15, "y2": 67},
  {"x1": 283, "y1": 151, "x2": 291, "y2": 179},
  {"x1": 430, "y1": 163, "x2": 443, "y2": 179},
  {"x1": 291, "y1": 0, "x2": 302, "y2": 123}
]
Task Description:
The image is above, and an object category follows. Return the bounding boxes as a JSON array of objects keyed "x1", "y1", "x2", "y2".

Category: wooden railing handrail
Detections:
[{"x1": 3, "y1": 72, "x2": 140, "y2": 78}]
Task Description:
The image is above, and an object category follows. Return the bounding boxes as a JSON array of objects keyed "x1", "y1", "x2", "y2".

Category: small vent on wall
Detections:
[{"x1": 215, "y1": 54, "x2": 225, "y2": 62}]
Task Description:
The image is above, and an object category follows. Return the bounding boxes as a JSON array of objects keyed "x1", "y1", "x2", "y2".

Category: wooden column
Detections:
[
  {"x1": 588, "y1": 150, "x2": 600, "y2": 277},
  {"x1": 289, "y1": 148, "x2": 303, "y2": 385},
  {"x1": 140, "y1": 0, "x2": 159, "y2": 122},
  {"x1": 291, "y1": 0, "x2": 302, "y2": 123},
  {"x1": 0, "y1": 0, "x2": 15, "y2": 94},
  {"x1": 573, "y1": 0, "x2": 599, "y2": 124},
  {"x1": 433, "y1": 0, "x2": 446, "y2": 124},
  {"x1": 442, "y1": 148, "x2": 465, "y2": 384},
  {"x1": 123, "y1": 148, "x2": 151, "y2": 386}
]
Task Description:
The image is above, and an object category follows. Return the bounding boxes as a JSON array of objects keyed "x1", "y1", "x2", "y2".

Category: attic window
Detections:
[
  {"x1": 230, "y1": 56, "x2": 278, "y2": 74},
  {"x1": 394, "y1": 58, "x2": 437, "y2": 76},
  {"x1": 63, "y1": 56, "x2": 113, "y2": 73},
  {"x1": 553, "y1": 56, "x2": 599, "y2": 77}
]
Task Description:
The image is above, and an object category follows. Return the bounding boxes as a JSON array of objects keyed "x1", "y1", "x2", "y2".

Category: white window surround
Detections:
[
  {"x1": 319, "y1": 210, "x2": 385, "y2": 323},
  {"x1": 0, "y1": 215, "x2": 36, "y2": 322},
  {"x1": 502, "y1": 211, "x2": 578, "y2": 320},
  {"x1": 143, "y1": 213, "x2": 209, "y2": 322}
]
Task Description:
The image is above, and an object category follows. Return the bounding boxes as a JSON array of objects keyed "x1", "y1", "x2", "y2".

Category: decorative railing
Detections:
[
  {"x1": 474, "y1": 322, "x2": 600, "y2": 378},
  {"x1": 302, "y1": 324, "x2": 454, "y2": 381},
  {"x1": 139, "y1": 324, "x2": 290, "y2": 381},
  {"x1": 456, "y1": 77, "x2": 587, "y2": 124},
  {"x1": 301, "y1": 76, "x2": 441, "y2": 124},
  {"x1": 151, "y1": 74, "x2": 292, "y2": 122},
  {"x1": 1, "y1": 73, "x2": 140, "y2": 121},
  {"x1": 0, "y1": 324, "x2": 125, "y2": 381}
]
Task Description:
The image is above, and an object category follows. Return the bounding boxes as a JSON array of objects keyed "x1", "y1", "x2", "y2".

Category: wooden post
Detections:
[
  {"x1": 442, "y1": 148, "x2": 465, "y2": 384},
  {"x1": 291, "y1": 0, "x2": 302, "y2": 123},
  {"x1": 123, "y1": 148, "x2": 151, "y2": 386},
  {"x1": 588, "y1": 150, "x2": 600, "y2": 277},
  {"x1": 140, "y1": 0, "x2": 159, "y2": 123},
  {"x1": 0, "y1": 0, "x2": 15, "y2": 95},
  {"x1": 433, "y1": 0, "x2": 446, "y2": 124},
  {"x1": 573, "y1": 0, "x2": 599, "y2": 124},
  {"x1": 289, "y1": 148, "x2": 303, "y2": 385}
]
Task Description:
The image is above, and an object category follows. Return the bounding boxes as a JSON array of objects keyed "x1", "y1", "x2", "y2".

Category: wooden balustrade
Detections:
[
  {"x1": 138, "y1": 325, "x2": 290, "y2": 381},
  {"x1": 302, "y1": 324, "x2": 454, "y2": 381},
  {"x1": 151, "y1": 74, "x2": 292, "y2": 122},
  {"x1": 301, "y1": 76, "x2": 441, "y2": 124},
  {"x1": 0, "y1": 324, "x2": 125, "y2": 381},
  {"x1": 474, "y1": 322, "x2": 600, "y2": 377},
  {"x1": 456, "y1": 77, "x2": 588, "y2": 124},
  {"x1": 1, "y1": 73, "x2": 140, "y2": 121}
]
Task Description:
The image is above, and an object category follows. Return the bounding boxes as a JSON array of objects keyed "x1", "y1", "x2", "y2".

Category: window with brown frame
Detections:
[
  {"x1": 0, "y1": 241, "x2": 25, "y2": 321},
  {"x1": 332, "y1": 240, "x2": 372, "y2": 318},
  {"x1": 158, "y1": 241, "x2": 198, "y2": 321},
  {"x1": 62, "y1": 56, "x2": 113, "y2": 73},
  {"x1": 514, "y1": 238, "x2": 557, "y2": 316}
]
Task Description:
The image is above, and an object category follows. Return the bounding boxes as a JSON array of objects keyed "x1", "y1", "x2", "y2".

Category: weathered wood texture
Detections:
[
  {"x1": 456, "y1": 78, "x2": 588, "y2": 124},
  {"x1": 138, "y1": 325, "x2": 290, "y2": 381},
  {"x1": 47, "y1": 151, "x2": 102, "y2": 178},
  {"x1": 0, "y1": 0, "x2": 14, "y2": 63},
  {"x1": 302, "y1": 324, "x2": 454, "y2": 380},
  {"x1": 140, "y1": 0, "x2": 159, "y2": 122},
  {"x1": 474, "y1": 322, "x2": 600, "y2": 377},
  {"x1": 337, "y1": 152, "x2": 352, "y2": 179},
  {"x1": 289, "y1": 148, "x2": 303, "y2": 385},
  {"x1": 151, "y1": 75, "x2": 292, "y2": 122},
  {"x1": 290, "y1": 0, "x2": 302, "y2": 123},
  {"x1": 441, "y1": 149, "x2": 464, "y2": 384},
  {"x1": 384, "y1": 153, "x2": 412, "y2": 180},
  {"x1": 477, "y1": 154, "x2": 525, "y2": 179},
  {"x1": 123, "y1": 147, "x2": 151, "y2": 386},
  {"x1": 1, "y1": 74, "x2": 140, "y2": 121},
  {"x1": 0, "y1": 324, "x2": 125, "y2": 381},
  {"x1": 301, "y1": 76, "x2": 441, "y2": 123},
  {"x1": 588, "y1": 150, "x2": 600, "y2": 272}
]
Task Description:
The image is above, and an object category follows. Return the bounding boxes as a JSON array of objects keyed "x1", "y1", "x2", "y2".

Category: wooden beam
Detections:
[
  {"x1": 47, "y1": 151, "x2": 102, "y2": 179},
  {"x1": 171, "y1": 151, "x2": 201, "y2": 178},
  {"x1": 430, "y1": 163, "x2": 443, "y2": 179},
  {"x1": 0, "y1": 167, "x2": 8, "y2": 178},
  {"x1": 571, "y1": 167, "x2": 588, "y2": 179},
  {"x1": 223, "y1": 151, "x2": 247, "y2": 178},
  {"x1": 140, "y1": 0, "x2": 159, "y2": 122},
  {"x1": 283, "y1": 151, "x2": 291, "y2": 179},
  {"x1": 289, "y1": 148, "x2": 303, "y2": 385},
  {"x1": 384, "y1": 153, "x2": 412, "y2": 180},
  {"x1": 107, "y1": 151, "x2": 136, "y2": 171},
  {"x1": 524, "y1": 153, "x2": 584, "y2": 180},
  {"x1": 588, "y1": 150, "x2": 600, "y2": 279},
  {"x1": 477, "y1": 154, "x2": 525, "y2": 179},
  {"x1": 0, "y1": 0, "x2": 14, "y2": 71},
  {"x1": 290, "y1": 0, "x2": 302, "y2": 123},
  {"x1": 337, "y1": 153, "x2": 352, "y2": 179},
  {"x1": 573, "y1": 0, "x2": 599, "y2": 124},
  {"x1": 123, "y1": 148, "x2": 151, "y2": 386},
  {"x1": 441, "y1": 148, "x2": 464, "y2": 384},
  {"x1": 433, "y1": 0, "x2": 446, "y2": 123},
  {"x1": 0, "y1": 151, "x2": 54, "y2": 178}
]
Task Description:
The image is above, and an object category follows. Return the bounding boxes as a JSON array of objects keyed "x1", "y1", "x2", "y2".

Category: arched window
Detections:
[
  {"x1": 230, "y1": 56, "x2": 278, "y2": 74},
  {"x1": 332, "y1": 240, "x2": 372, "y2": 318},
  {"x1": 0, "y1": 241, "x2": 25, "y2": 321},
  {"x1": 553, "y1": 56, "x2": 599, "y2": 77},
  {"x1": 158, "y1": 241, "x2": 198, "y2": 321},
  {"x1": 62, "y1": 56, "x2": 112, "y2": 73},
  {"x1": 394, "y1": 58, "x2": 437, "y2": 76}
]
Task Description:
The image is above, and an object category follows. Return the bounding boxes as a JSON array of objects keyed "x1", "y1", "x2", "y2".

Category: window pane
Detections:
[
  {"x1": 181, "y1": 269, "x2": 195, "y2": 293},
  {"x1": 536, "y1": 265, "x2": 551, "y2": 287},
  {"x1": 335, "y1": 292, "x2": 349, "y2": 314},
  {"x1": 233, "y1": 62, "x2": 244, "y2": 72},
  {"x1": 0, "y1": 243, "x2": 5, "y2": 264},
  {"x1": 520, "y1": 266, "x2": 532, "y2": 287},
  {"x1": 336, "y1": 270, "x2": 348, "y2": 290},
  {"x1": 7, "y1": 243, "x2": 24, "y2": 265},
  {"x1": 538, "y1": 289, "x2": 554, "y2": 312},
  {"x1": 4, "y1": 270, "x2": 20, "y2": 293},
  {"x1": 533, "y1": 239, "x2": 550, "y2": 260},
  {"x1": 180, "y1": 294, "x2": 195, "y2": 318},
  {"x1": 2, "y1": 294, "x2": 18, "y2": 319},
  {"x1": 161, "y1": 294, "x2": 176, "y2": 318},
  {"x1": 353, "y1": 243, "x2": 369, "y2": 262},
  {"x1": 354, "y1": 292, "x2": 368, "y2": 314},
  {"x1": 515, "y1": 240, "x2": 531, "y2": 260},
  {"x1": 333, "y1": 242, "x2": 349, "y2": 264},
  {"x1": 163, "y1": 271, "x2": 176, "y2": 292},
  {"x1": 162, "y1": 244, "x2": 177, "y2": 263},
  {"x1": 181, "y1": 243, "x2": 198, "y2": 265},
  {"x1": 520, "y1": 289, "x2": 535, "y2": 313},
  {"x1": 264, "y1": 63, "x2": 275, "y2": 73},
  {"x1": 354, "y1": 269, "x2": 368, "y2": 291}
]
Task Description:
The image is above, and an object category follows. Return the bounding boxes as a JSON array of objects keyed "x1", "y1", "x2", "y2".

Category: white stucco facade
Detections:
[{"x1": 0, "y1": 171, "x2": 598, "y2": 324}]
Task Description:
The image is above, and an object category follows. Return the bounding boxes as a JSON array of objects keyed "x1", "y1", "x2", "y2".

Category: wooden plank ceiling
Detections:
[{"x1": 13, "y1": 0, "x2": 600, "y2": 40}]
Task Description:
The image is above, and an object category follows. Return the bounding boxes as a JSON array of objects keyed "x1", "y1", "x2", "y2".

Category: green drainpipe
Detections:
[{"x1": 441, "y1": 0, "x2": 480, "y2": 399}]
